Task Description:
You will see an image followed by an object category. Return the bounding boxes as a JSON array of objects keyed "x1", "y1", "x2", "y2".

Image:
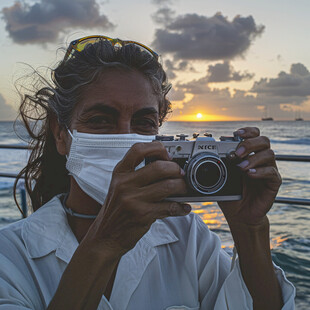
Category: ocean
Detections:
[{"x1": 0, "y1": 120, "x2": 309, "y2": 309}]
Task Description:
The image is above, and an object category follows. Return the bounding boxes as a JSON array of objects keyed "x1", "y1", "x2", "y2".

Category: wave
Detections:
[
  {"x1": 282, "y1": 177, "x2": 310, "y2": 185},
  {"x1": 270, "y1": 138, "x2": 310, "y2": 145},
  {"x1": 0, "y1": 180, "x2": 15, "y2": 190}
]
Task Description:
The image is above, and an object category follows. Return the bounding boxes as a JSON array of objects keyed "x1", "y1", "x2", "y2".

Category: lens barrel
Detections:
[{"x1": 186, "y1": 153, "x2": 227, "y2": 194}]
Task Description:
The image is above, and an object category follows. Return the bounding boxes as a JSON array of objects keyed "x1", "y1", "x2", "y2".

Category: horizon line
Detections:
[{"x1": 0, "y1": 119, "x2": 308, "y2": 123}]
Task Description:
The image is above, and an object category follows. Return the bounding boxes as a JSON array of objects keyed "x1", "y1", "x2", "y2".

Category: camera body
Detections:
[{"x1": 148, "y1": 133, "x2": 243, "y2": 202}]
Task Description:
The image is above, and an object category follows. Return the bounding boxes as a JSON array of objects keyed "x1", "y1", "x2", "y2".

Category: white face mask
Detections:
[{"x1": 66, "y1": 129, "x2": 155, "y2": 205}]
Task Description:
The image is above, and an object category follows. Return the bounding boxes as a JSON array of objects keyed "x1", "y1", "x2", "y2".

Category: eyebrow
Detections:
[
  {"x1": 132, "y1": 107, "x2": 158, "y2": 118},
  {"x1": 82, "y1": 103, "x2": 120, "y2": 117},
  {"x1": 82, "y1": 103, "x2": 158, "y2": 118}
]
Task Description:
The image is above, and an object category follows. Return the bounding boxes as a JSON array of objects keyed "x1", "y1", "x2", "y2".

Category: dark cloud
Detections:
[
  {"x1": 167, "y1": 87, "x2": 186, "y2": 101},
  {"x1": 153, "y1": 12, "x2": 265, "y2": 61},
  {"x1": 151, "y1": 0, "x2": 175, "y2": 6},
  {"x1": 171, "y1": 82, "x2": 308, "y2": 120},
  {"x1": 0, "y1": 94, "x2": 16, "y2": 121},
  {"x1": 1, "y1": 0, "x2": 115, "y2": 44},
  {"x1": 170, "y1": 62, "x2": 310, "y2": 120},
  {"x1": 164, "y1": 59, "x2": 177, "y2": 79},
  {"x1": 152, "y1": 7, "x2": 175, "y2": 26},
  {"x1": 171, "y1": 82, "x2": 259, "y2": 119},
  {"x1": 251, "y1": 63, "x2": 310, "y2": 97},
  {"x1": 276, "y1": 54, "x2": 283, "y2": 62},
  {"x1": 164, "y1": 59, "x2": 195, "y2": 79},
  {"x1": 177, "y1": 63, "x2": 310, "y2": 104},
  {"x1": 290, "y1": 63, "x2": 309, "y2": 76},
  {"x1": 207, "y1": 61, "x2": 254, "y2": 82},
  {"x1": 177, "y1": 76, "x2": 209, "y2": 95}
]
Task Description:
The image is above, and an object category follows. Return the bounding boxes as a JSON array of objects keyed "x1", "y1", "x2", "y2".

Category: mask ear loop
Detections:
[
  {"x1": 66, "y1": 126, "x2": 74, "y2": 139},
  {"x1": 65, "y1": 126, "x2": 74, "y2": 160}
]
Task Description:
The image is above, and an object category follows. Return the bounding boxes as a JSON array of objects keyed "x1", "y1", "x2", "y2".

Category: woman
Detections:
[{"x1": 0, "y1": 36, "x2": 294, "y2": 309}]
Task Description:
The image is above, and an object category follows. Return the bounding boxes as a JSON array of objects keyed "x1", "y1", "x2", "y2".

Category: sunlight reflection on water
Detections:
[{"x1": 192, "y1": 204, "x2": 288, "y2": 250}]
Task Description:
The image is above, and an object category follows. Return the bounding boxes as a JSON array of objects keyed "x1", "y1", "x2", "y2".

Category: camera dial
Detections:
[{"x1": 185, "y1": 152, "x2": 227, "y2": 195}]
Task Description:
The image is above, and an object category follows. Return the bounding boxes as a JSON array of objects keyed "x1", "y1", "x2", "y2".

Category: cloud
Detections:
[
  {"x1": 170, "y1": 83, "x2": 259, "y2": 119},
  {"x1": 151, "y1": 0, "x2": 175, "y2": 6},
  {"x1": 290, "y1": 63, "x2": 309, "y2": 76},
  {"x1": 164, "y1": 59, "x2": 195, "y2": 79},
  {"x1": 0, "y1": 94, "x2": 16, "y2": 121},
  {"x1": 169, "y1": 62, "x2": 310, "y2": 119},
  {"x1": 153, "y1": 12, "x2": 265, "y2": 61},
  {"x1": 167, "y1": 87, "x2": 186, "y2": 101},
  {"x1": 276, "y1": 54, "x2": 283, "y2": 62},
  {"x1": 251, "y1": 63, "x2": 310, "y2": 97},
  {"x1": 207, "y1": 61, "x2": 254, "y2": 83},
  {"x1": 177, "y1": 76, "x2": 210, "y2": 95},
  {"x1": 152, "y1": 7, "x2": 175, "y2": 26},
  {"x1": 171, "y1": 83, "x2": 302, "y2": 120},
  {"x1": 1, "y1": 0, "x2": 115, "y2": 44}
]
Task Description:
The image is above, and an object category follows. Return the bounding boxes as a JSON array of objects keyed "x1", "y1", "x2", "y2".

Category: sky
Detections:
[{"x1": 1, "y1": 0, "x2": 310, "y2": 121}]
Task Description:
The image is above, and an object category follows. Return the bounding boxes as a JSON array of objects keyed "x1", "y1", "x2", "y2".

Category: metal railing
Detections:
[
  {"x1": 1, "y1": 144, "x2": 310, "y2": 218},
  {"x1": 275, "y1": 154, "x2": 310, "y2": 162},
  {"x1": 0, "y1": 144, "x2": 32, "y2": 150}
]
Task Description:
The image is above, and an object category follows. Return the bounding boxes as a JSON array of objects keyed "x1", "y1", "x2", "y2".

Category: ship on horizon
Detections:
[
  {"x1": 261, "y1": 106, "x2": 274, "y2": 121},
  {"x1": 295, "y1": 109, "x2": 304, "y2": 121}
]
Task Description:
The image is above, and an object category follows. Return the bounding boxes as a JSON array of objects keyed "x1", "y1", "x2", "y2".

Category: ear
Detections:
[{"x1": 50, "y1": 114, "x2": 69, "y2": 156}]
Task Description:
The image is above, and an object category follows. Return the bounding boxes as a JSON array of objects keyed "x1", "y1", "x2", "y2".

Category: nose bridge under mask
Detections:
[{"x1": 67, "y1": 128, "x2": 154, "y2": 145}]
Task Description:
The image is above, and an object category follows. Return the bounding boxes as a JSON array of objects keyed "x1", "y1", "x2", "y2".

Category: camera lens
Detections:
[
  {"x1": 196, "y1": 162, "x2": 220, "y2": 188},
  {"x1": 186, "y1": 153, "x2": 227, "y2": 195}
]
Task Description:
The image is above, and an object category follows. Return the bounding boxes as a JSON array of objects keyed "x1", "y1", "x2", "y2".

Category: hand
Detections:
[
  {"x1": 85, "y1": 141, "x2": 190, "y2": 256},
  {"x1": 218, "y1": 127, "x2": 282, "y2": 226}
]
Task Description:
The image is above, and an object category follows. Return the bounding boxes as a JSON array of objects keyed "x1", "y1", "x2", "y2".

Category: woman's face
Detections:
[{"x1": 70, "y1": 69, "x2": 160, "y2": 135}]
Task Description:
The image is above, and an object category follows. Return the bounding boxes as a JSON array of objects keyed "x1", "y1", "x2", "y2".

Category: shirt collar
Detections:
[{"x1": 22, "y1": 194, "x2": 179, "y2": 263}]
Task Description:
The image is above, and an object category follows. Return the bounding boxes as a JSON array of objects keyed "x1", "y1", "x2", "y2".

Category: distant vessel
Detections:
[
  {"x1": 295, "y1": 110, "x2": 303, "y2": 121},
  {"x1": 261, "y1": 106, "x2": 274, "y2": 121}
]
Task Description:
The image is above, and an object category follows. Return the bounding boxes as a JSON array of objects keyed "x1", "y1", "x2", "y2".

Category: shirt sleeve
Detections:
[
  {"x1": 0, "y1": 232, "x2": 46, "y2": 310},
  {"x1": 0, "y1": 254, "x2": 35, "y2": 309},
  {"x1": 213, "y1": 258, "x2": 296, "y2": 310},
  {"x1": 194, "y1": 214, "x2": 296, "y2": 310}
]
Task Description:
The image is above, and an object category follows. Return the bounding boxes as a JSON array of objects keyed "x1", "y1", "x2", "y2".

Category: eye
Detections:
[
  {"x1": 88, "y1": 115, "x2": 112, "y2": 125},
  {"x1": 132, "y1": 118, "x2": 158, "y2": 133}
]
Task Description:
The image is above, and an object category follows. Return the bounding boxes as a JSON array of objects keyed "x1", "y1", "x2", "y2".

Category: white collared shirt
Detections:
[{"x1": 0, "y1": 194, "x2": 295, "y2": 309}]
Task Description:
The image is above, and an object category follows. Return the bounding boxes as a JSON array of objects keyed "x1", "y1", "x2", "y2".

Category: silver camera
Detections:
[{"x1": 146, "y1": 133, "x2": 243, "y2": 202}]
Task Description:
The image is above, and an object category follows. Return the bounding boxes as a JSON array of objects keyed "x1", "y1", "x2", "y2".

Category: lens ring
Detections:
[
  {"x1": 193, "y1": 161, "x2": 222, "y2": 189},
  {"x1": 186, "y1": 153, "x2": 227, "y2": 194}
]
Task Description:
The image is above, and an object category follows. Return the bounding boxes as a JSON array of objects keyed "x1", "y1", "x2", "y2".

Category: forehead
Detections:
[{"x1": 75, "y1": 69, "x2": 159, "y2": 116}]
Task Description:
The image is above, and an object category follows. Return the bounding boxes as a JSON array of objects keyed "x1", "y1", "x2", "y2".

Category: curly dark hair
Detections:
[{"x1": 13, "y1": 40, "x2": 172, "y2": 215}]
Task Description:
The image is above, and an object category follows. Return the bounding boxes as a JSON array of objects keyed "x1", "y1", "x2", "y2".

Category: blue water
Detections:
[{"x1": 1, "y1": 120, "x2": 310, "y2": 309}]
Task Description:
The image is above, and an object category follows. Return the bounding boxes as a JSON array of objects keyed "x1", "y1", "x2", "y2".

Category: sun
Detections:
[{"x1": 196, "y1": 113, "x2": 203, "y2": 119}]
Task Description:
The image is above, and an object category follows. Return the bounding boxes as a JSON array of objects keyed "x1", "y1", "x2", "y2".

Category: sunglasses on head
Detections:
[{"x1": 63, "y1": 35, "x2": 159, "y2": 63}]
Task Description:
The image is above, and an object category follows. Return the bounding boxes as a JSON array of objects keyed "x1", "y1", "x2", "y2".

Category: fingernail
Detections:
[
  {"x1": 237, "y1": 160, "x2": 249, "y2": 169},
  {"x1": 235, "y1": 146, "x2": 245, "y2": 157},
  {"x1": 248, "y1": 168, "x2": 256, "y2": 174},
  {"x1": 234, "y1": 129, "x2": 245, "y2": 135},
  {"x1": 183, "y1": 204, "x2": 191, "y2": 213},
  {"x1": 180, "y1": 168, "x2": 185, "y2": 176}
]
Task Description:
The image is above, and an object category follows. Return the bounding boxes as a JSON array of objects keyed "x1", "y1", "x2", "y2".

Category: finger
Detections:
[
  {"x1": 237, "y1": 148, "x2": 276, "y2": 171},
  {"x1": 246, "y1": 166, "x2": 282, "y2": 185},
  {"x1": 234, "y1": 127, "x2": 260, "y2": 139},
  {"x1": 235, "y1": 136, "x2": 270, "y2": 159},
  {"x1": 115, "y1": 141, "x2": 169, "y2": 173},
  {"x1": 150, "y1": 201, "x2": 192, "y2": 220},
  {"x1": 142, "y1": 178, "x2": 187, "y2": 202},
  {"x1": 132, "y1": 160, "x2": 185, "y2": 186}
]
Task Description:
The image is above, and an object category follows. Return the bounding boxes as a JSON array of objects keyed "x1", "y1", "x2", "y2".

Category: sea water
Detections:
[{"x1": 0, "y1": 120, "x2": 309, "y2": 309}]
